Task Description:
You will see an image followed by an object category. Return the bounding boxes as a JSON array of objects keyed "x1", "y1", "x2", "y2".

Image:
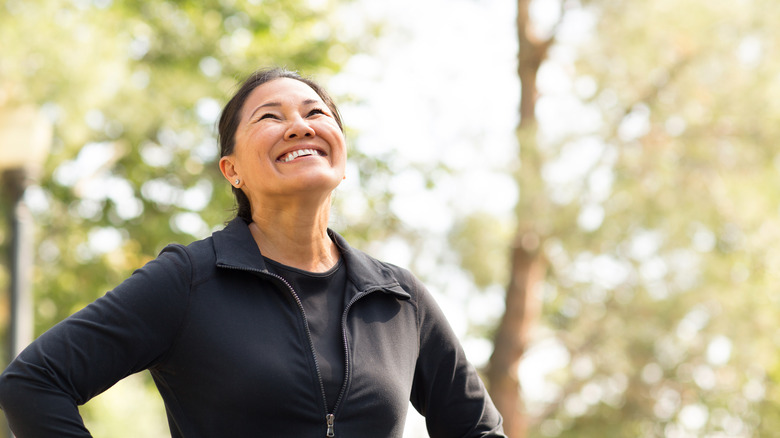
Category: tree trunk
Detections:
[
  {"x1": 485, "y1": 1, "x2": 553, "y2": 437},
  {"x1": 516, "y1": 0, "x2": 553, "y2": 128},
  {"x1": 486, "y1": 235, "x2": 545, "y2": 438}
]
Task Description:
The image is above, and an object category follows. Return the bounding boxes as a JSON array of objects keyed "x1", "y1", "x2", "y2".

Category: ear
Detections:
[{"x1": 219, "y1": 156, "x2": 239, "y2": 185}]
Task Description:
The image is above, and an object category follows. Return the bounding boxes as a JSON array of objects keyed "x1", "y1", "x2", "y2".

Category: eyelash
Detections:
[{"x1": 255, "y1": 108, "x2": 326, "y2": 122}]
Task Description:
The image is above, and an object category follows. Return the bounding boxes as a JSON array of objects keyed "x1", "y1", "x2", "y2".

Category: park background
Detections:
[{"x1": 1, "y1": 0, "x2": 779, "y2": 437}]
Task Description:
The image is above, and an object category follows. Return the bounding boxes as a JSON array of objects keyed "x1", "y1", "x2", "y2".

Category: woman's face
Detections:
[{"x1": 220, "y1": 78, "x2": 347, "y2": 206}]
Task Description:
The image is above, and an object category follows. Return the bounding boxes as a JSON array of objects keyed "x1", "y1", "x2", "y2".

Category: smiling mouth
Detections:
[{"x1": 277, "y1": 148, "x2": 326, "y2": 163}]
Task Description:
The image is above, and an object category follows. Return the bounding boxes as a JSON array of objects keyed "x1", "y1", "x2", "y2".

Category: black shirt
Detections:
[{"x1": 263, "y1": 257, "x2": 346, "y2": 413}]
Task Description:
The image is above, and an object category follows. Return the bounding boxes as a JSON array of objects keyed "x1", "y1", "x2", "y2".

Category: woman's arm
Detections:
[
  {"x1": 409, "y1": 278, "x2": 506, "y2": 438},
  {"x1": 0, "y1": 245, "x2": 192, "y2": 437}
]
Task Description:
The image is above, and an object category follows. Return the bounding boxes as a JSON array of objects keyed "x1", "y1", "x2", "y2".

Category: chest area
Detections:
[{"x1": 157, "y1": 274, "x2": 419, "y2": 408}]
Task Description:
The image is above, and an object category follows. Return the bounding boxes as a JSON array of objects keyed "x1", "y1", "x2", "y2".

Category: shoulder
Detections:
[
  {"x1": 376, "y1": 258, "x2": 424, "y2": 292},
  {"x1": 155, "y1": 235, "x2": 217, "y2": 285},
  {"x1": 335, "y1": 235, "x2": 426, "y2": 301}
]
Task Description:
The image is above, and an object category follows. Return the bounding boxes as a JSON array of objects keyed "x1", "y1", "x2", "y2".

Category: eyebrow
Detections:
[{"x1": 248, "y1": 99, "x2": 320, "y2": 121}]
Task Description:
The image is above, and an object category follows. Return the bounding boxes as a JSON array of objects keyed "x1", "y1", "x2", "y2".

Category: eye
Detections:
[
  {"x1": 306, "y1": 108, "x2": 326, "y2": 117},
  {"x1": 257, "y1": 113, "x2": 279, "y2": 121}
]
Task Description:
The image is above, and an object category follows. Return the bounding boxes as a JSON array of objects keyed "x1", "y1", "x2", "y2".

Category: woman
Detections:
[{"x1": 0, "y1": 68, "x2": 505, "y2": 437}]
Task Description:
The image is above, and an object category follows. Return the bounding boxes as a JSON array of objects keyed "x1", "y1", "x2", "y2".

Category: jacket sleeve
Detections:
[
  {"x1": 0, "y1": 244, "x2": 192, "y2": 437},
  {"x1": 408, "y1": 276, "x2": 506, "y2": 438}
]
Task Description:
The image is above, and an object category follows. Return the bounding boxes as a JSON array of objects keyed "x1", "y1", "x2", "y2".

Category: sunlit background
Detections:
[{"x1": 2, "y1": 0, "x2": 780, "y2": 437}]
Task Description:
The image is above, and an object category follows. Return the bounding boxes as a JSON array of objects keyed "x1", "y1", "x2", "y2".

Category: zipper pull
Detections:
[{"x1": 326, "y1": 413, "x2": 335, "y2": 437}]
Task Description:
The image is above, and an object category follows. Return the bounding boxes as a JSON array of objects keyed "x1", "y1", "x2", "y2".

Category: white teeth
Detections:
[{"x1": 280, "y1": 148, "x2": 321, "y2": 163}]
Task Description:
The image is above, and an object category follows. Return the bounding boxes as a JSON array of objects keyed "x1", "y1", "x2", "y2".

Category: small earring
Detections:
[{"x1": 234, "y1": 178, "x2": 240, "y2": 185}]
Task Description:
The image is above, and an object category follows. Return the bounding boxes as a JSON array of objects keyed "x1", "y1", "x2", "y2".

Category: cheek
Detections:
[
  {"x1": 327, "y1": 129, "x2": 347, "y2": 153},
  {"x1": 236, "y1": 130, "x2": 275, "y2": 159},
  {"x1": 232, "y1": 149, "x2": 265, "y2": 179},
  {"x1": 331, "y1": 137, "x2": 347, "y2": 166}
]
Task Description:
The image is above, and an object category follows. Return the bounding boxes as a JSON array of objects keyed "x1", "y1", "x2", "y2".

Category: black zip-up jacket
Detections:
[{"x1": 0, "y1": 218, "x2": 505, "y2": 437}]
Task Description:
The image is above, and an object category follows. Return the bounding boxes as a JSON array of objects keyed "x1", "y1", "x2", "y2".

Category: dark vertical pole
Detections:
[
  {"x1": 6, "y1": 168, "x2": 33, "y2": 359},
  {"x1": 3, "y1": 168, "x2": 33, "y2": 438}
]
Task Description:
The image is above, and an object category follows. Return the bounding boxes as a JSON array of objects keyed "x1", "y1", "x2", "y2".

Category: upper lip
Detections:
[{"x1": 276, "y1": 146, "x2": 327, "y2": 161}]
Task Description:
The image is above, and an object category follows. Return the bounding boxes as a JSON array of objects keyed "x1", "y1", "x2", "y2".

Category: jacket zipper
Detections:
[
  {"x1": 329, "y1": 287, "x2": 386, "y2": 424},
  {"x1": 268, "y1": 280, "x2": 388, "y2": 437},
  {"x1": 265, "y1": 271, "x2": 336, "y2": 437},
  {"x1": 326, "y1": 413, "x2": 335, "y2": 437},
  {"x1": 221, "y1": 265, "x2": 334, "y2": 436},
  {"x1": 222, "y1": 264, "x2": 387, "y2": 437}
]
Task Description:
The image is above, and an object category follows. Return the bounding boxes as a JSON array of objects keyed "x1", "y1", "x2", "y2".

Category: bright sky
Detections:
[
  {"x1": 334, "y1": 0, "x2": 520, "y2": 334},
  {"x1": 332, "y1": 0, "x2": 520, "y2": 222}
]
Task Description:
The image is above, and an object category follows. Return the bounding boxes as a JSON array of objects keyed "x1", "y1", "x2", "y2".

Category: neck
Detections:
[{"x1": 248, "y1": 197, "x2": 339, "y2": 273}]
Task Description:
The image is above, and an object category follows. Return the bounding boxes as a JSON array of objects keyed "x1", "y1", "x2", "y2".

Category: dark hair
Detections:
[{"x1": 218, "y1": 67, "x2": 344, "y2": 222}]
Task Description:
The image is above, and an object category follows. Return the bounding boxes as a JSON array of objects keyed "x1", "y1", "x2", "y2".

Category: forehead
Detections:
[{"x1": 242, "y1": 78, "x2": 323, "y2": 115}]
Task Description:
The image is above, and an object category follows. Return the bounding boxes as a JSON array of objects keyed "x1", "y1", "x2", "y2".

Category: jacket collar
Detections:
[{"x1": 213, "y1": 218, "x2": 410, "y2": 300}]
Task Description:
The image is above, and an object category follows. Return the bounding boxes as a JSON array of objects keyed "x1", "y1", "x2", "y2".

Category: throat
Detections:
[{"x1": 249, "y1": 222, "x2": 339, "y2": 273}]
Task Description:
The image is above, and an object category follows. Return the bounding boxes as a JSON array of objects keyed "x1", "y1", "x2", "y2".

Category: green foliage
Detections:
[
  {"x1": 532, "y1": 0, "x2": 780, "y2": 434},
  {"x1": 446, "y1": 0, "x2": 780, "y2": 436},
  {"x1": 0, "y1": 0, "x2": 366, "y2": 435},
  {"x1": 449, "y1": 212, "x2": 514, "y2": 289}
]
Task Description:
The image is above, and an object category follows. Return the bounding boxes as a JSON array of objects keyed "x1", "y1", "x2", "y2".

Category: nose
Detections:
[{"x1": 285, "y1": 116, "x2": 315, "y2": 140}]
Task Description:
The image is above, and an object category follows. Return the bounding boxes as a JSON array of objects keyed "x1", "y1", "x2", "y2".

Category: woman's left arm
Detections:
[{"x1": 409, "y1": 276, "x2": 507, "y2": 438}]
